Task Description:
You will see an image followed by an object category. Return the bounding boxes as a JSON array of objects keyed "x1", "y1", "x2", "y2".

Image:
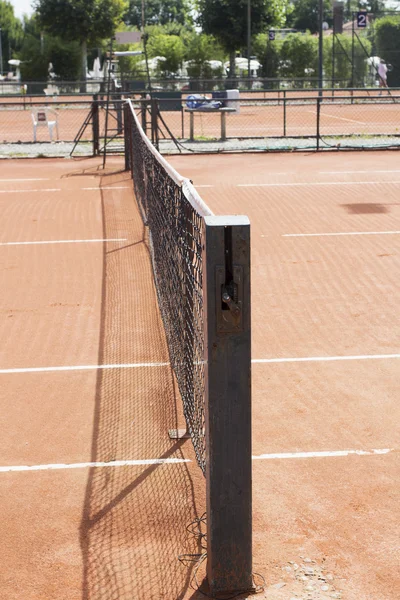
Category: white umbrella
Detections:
[
  {"x1": 206, "y1": 60, "x2": 223, "y2": 70},
  {"x1": 367, "y1": 56, "x2": 380, "y2": 66},
  {"x1": 224, "y1": 58, "x2": 261, "y2": 71},
  {"x1": 139, "y1": 56, "x2": 166, "y2": 70},
  {"x1": 92, "y1": 57, "x2": 102, "y2": 78}
]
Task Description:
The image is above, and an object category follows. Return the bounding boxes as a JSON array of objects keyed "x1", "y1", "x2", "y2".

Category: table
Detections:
[{"x1": 185, "y1": 107, "x2": 236, "y2": 141}]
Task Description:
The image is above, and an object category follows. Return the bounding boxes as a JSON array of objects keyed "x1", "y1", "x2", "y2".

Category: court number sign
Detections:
[
  {"x1": 268, "y1": 30, "x2": 275, "y2": 41},
  {"x1": 357, "y1": 11, "x2": 367, "y2": 28}
]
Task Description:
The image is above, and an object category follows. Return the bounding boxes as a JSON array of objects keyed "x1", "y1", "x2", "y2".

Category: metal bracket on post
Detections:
[
  {"x1": 168, "y1": 429, "x2": 191, "y2": 440},
  {"x1": 203, "y1": 215, "x2": 253, "y2": 597}
]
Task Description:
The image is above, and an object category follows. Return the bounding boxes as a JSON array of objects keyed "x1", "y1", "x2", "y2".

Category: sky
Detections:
[{"x1": 10, "y1": 0, "x2": 34, "y2": 20}]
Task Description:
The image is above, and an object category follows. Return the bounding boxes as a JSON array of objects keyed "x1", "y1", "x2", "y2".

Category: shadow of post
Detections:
[{"x1": 80, "y1": 167, "x2": 205, "y2": 600}]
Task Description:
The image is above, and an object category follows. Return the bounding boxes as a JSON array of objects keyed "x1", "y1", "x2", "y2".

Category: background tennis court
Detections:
[{"x1": 1, "y1": 150, "x2": 399, "y2": 599}]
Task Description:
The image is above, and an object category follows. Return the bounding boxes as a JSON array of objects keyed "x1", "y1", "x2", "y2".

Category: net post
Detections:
[
  {"x1": 92, "y1": 94, "x2": 99, "y2": 156},
  {"x1": 203, "y1": 215, "x2": 253, "y2": 596},
  {"x1": 123, "y1": 102, "x2": 131, "y2": 171}
]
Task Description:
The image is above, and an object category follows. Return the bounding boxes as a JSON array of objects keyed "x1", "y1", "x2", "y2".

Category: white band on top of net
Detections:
[{"x1": 127, "y1": 99, "x2": 213, "y2": 218}]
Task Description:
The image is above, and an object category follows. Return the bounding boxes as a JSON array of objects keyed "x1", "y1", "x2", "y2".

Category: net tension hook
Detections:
[{"x1": 221, "y1": 290, "x2": 241, "y2": 316}]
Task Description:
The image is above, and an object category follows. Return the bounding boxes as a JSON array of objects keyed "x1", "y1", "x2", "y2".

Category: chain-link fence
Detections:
[
  {"x1": 0, "y1": 77, "x2": 355, "y2": 98},
  {"x1": 0, "y1": 97, "x2": 140, "y2": 156},
  {"x1": 146, "y1": 90, "x2": 400, "y2": 153},
  {"x1": 1, "y1": 90, "x2": 399, "y2": 157}
]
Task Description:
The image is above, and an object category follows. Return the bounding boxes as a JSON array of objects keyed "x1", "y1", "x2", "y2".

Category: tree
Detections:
[
  {"x1": 344, "y1": 0, "x2": 385, "y2": 21},
  {"x1": 184, "y1": 32, "x2": 224, "y2": 86},
  {"x1": 280, "y1": 33, "x2": 318, "y2": 84},
  {"x1": 198, "y1": 0, "x2": 280, "y2": 78},
  {"x1": 124, "y1": 0, "x2": 191, "y2": 28},
  {"x1": 374, "y1": 16, "x2": 400, "y2": 86},
  {"x1": 289, "y1": 0, "x2": 332, "y2": 34},
  {"x1": 19, "y1": 37, "x2": 81, "y2": 81},
  {"x1": 323, "y1": 34, "x2": 371, "y2": 87},
  {"x1": 253, "y1": 34, "x2": 282, "y2": 83},
  {"x1": 0, "y1": 1, "x2": 23, "y2": 72},
  {"x1": 34, "y1": 0, "x2": 127, "y2": 80},
  {"x1": 17, "y1": 15, "x2": 81, "y2": 81},
  {"x1": 146, "y1": 32, "x2": 185, "y2": 75}
]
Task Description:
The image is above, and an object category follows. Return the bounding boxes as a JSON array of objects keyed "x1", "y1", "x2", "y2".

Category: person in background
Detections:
[{"x1": 378, "y1": 58, "x2": 388, "y2": 94}]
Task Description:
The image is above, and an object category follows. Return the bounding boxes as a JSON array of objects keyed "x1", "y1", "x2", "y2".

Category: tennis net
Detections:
[
  {"x1": 124, "y1": 99, "x2": 212, "y2": 474},
  {"x1": 124, "y1": 98, "x2": 253, "y2": 594}
]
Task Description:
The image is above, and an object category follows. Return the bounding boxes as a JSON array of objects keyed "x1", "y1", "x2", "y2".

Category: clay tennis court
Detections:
[
  {"x1": 1, "y1": 94, "x2": 398, "y2": 143},
  {"x1": 160, "y1": 97, "x2": 400, "y2": 140},
  {"x1": 1, "y1": 150, "x2": 399, "y2": 600}
]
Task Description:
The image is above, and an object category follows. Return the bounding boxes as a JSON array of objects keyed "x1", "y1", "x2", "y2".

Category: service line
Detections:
[
  {"x1": 252, "y1": 448, "x2": 394, "y2": 460},
  {"x1": 253, "y1": 353, "x2": 400, "y2": 364},
  {"x1": 0, "y1": 238, "x2": 127, "y2": 246},
  {"x1": 0, "y1": 458, "x2": 190, "y2": 473},
  {"x1": 282, "y1": 230, "x2": 400, "y2": 238},
  {"x1": 238, "y1": 180, "x2": 400, "y2": 188},
  {"x1": 1, "y1": 449, "x2": 395, "y2": 473},
  {"x1": 0, "y1": 186, "x2": 131, "y2": 194},
  {"x1": 320, "y1": 170, "x2": 400, "y2": 175},
  {"x1": 0, "y1": 362, "x2": 170, "y2": 374},
  {"x1": 2, "y1": 353, "x2": 400, "y2": 375},
  {"x1": 0, "y1": 178, "x2": 50, "y2": 182},
  {"x1": 306, "y1": 109, "x2": 366, "y2": 124}
]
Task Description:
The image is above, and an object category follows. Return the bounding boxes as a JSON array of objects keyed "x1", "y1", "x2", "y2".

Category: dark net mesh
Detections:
[{"x1": 124, "y1": 100, "x2": 212, "y2": 475}]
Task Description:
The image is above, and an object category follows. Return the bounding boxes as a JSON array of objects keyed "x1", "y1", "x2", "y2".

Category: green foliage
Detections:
[
  {"x1": 288, "y1": 0, "x2": 331, "y2": 34},
  {"x1": 35, "y1": 0, "x2": 127, "y2": 44},
  {"x1": 124, "y1": 0, "x2": 191, "y2": 28},
  {"x1": 374, "y1": 15, "x2": 400, "y2": 86},
  {"x1": 323, "y1": 35, "x2": 371, "y2": 87},
  {"x1": 146, "y1": 32, "x2": 185, "y2": 74},
  {"x1": 279, "y1": 33, "x2": 318, "y2": 80},
  {"x1": 18, "y1": 18, "x2": 82, "y2": 81},
  {"x1": 198, "y1": 0, "x2": 272, "y2": 54},
  {"x1": 253, "y1": 34, "x2": 282, "y2": 79},
  {"x1": 184, "y1": 33, "x2": 224, "y2": 79},
  {"x1": 0, "y1": 0, "x2": 24, "y2": 69},
  {"x1": 345, "y1": 0, "x2": 384, "y2": 20}
]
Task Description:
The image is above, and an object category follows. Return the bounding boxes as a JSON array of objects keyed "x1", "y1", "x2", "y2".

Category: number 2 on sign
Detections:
[{"x1": 357, "y1": 12, "x2": 367, "y2": 28}]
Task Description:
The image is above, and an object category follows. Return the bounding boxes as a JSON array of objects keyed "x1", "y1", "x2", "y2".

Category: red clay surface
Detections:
[
  {"x1": 1, "y1": 94, "x2": 398, "y2": 143},
  {"x1": 160, "y1": 97, "x2": 400, "y2": 140},
  {"x1": 0, "y1": 102, "x2": 120, "y2": 143},
  {"x1": 1, "y1": 151, "x2": 400, "y2": 600},
  {"x1": 0, "y1": 158, "x2": 205, "y2": 600},
  {"x1": 170, "y1": 150, "x2": 400, "y2": 600}
]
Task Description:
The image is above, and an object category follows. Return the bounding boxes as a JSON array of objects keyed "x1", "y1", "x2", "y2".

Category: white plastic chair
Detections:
[{"x1": 31, "y1": 107, "x2": 59, "y2": 142}]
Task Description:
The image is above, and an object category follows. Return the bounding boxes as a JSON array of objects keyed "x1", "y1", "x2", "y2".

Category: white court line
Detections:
[
  {"x1": 0, "y1": 238, "x2": 127, "y2": 246},
  {"x1": 320, "y1": 170, "x2": 400, "y2": 175},
  {"x1": 2, "y1": 353, "x2": 400, "y2": 374},
  {"x1": 306, "y1": 109, "x2": 365, "y2": 124},
  {"x1": 237, "y1": 181, "x2": 400, "y2": 188},
  {"x1": 0, "y1": 178, "x2": 50, "y2": 182},
  {"x1": 253, "y1": 353, "x2": 400, "y2": 364},
  {"x1": 0, "y1": 189, "x2": 61, "y2": 193},
  {"x1": 253, "y1": 449, "x2": 393, "y2": 460},
  {"x1": 283, "y1": 230, "x2": 400, "y2": 238},
  {"x1": 0, "y1": 458, "x2": 190, "y2": 473},
  {"x1": 0, "y1": 362, "x2": 170, "y2": 374},
  {"x1": 1, "y1": 448, "x2": 394, "y2": 473},
  {"x1": 0, "y1": 186, "x2": 130, "y2": 194},
  {"x1": 83, "y1": 186, "x2": 131, "y2": 191}
]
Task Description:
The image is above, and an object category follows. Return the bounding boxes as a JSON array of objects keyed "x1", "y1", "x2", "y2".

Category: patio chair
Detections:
[{"x1": 31, "y1": 107, "x2": 59, "y2": 142}]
